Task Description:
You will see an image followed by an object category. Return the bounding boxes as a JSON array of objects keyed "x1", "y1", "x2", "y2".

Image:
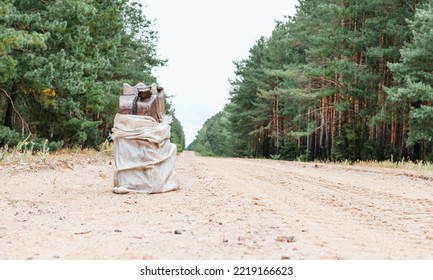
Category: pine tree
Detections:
[
  {"x1": 190, "y1": 0, "x2": 430, "y2": 162},
  {"x1": 387, "y1": 0, "x2": 433, "y2": 160},
  {"x1": 188, "y1": 109, "x2": 230, "y2": 156},
  {"x1": 1, "y1": 0, "x2": 169, "y2": 149},
  {"x1": 0, "y1": 0, "x2": 48, "y2": 133},
  {"x1": 228, "y1": 37, "x2": 268, "y2": 157}
]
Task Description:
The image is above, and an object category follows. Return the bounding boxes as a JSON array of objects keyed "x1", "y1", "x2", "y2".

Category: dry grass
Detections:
[
  {"x1": 333, "y1": 159, "x2": 433, "y2": 172},
  {"x1": 0, "y1": 145, "x2": 49, "y2": 164},
  {"x1": 0, "y1": 140, "x2": 113, "y2": 165},
  {"x1": 3, "y1": 140, "x2": 432, "y2": 173}
]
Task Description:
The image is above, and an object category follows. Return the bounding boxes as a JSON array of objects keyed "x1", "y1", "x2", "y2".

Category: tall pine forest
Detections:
[
  {"x1": 189, "y1": 0, "x2": 433, "y2": 162},
  {"x1": 1, "y1": 0, "x2": 185, "y2": 152}
]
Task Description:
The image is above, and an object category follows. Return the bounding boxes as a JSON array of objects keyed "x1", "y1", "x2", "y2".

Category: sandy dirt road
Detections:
[{"x1": 1, "y1": 151, "x2": 433, "y2": 260}]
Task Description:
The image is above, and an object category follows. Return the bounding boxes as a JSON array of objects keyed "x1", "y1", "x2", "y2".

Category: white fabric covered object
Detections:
[{"x1": 111, "y1": 113, "x2": 180, "y2": 194}]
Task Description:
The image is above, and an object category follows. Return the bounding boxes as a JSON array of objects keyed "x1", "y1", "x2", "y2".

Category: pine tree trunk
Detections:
[{"x1": 273, "y1": 94, "x2": 279, "y2": 154}]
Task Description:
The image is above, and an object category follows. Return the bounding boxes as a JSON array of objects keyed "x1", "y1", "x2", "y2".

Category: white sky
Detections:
[{"x1": 141, "y1": 0, "x2": 299, "y2": 146}]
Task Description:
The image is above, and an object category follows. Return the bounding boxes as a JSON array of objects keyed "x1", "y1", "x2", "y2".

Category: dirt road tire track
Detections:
[{"x1": 1, "y1": 151, "x2": 433, "y2": 259}]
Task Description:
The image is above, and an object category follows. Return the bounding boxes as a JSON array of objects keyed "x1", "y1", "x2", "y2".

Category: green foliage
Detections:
[
  {"x1": 0, "y1": 125, "x2": 63, "y2": 153},
  {"x1": 1, "y1": 0, "x2": 180, "y2": 151},
  {"x1": 0, "y1": 124, "x2": 21, "y2": 147},
  {"x1": 170, "y1": 116, "x2": 185, "y2": 153},
  {"x1": 387, "y1": 0, "x2": 433, "y2": 149},
  {"x1": 279, "y1": 140, "x2": 299, "y2": 161},
  {"x1": 331, "y1": 125, "x2": 359, "y2": 162},
  {"x1": 165, "y1": 95, "x2": 186, "y2": 152},
  {"x1": 188, "y1": 109, "x2": 230, "y2": 156},
  {"x1": 190, "y1": 0, "x2": 433, "y2": 162}
]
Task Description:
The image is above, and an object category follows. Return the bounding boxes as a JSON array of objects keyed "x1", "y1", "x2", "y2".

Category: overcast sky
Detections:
[{"x1": 141, "y1": 0, "x2": 299, "y2": 145}]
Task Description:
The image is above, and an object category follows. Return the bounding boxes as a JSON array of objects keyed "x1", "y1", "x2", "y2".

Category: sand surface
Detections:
[{"x1": 1, "y1": 151, "x2": 433, "y2": 260}]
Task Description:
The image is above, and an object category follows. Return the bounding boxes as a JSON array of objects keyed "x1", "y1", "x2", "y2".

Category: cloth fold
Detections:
[{"x1": 111, "y1": 113, "x2": 179, "y2": 194}]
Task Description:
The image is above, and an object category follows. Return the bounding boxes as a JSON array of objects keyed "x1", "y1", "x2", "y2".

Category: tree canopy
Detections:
[
  {"x1": 1, "y1": 0, "x2": 185, "y2": 151},
  {"x1": 190, "y1": 0, "x2": 433, "y2": 162}
]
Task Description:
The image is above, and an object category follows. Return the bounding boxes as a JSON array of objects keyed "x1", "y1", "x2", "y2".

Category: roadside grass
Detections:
[
  {"x1": 0, "y1": 140, "x2": 113, "y2": 165},
  {"x1": 268, "y1": 153, "x2": 433, "y2": 172},
  {"x1": 0, "y1": 140, "x2": 49, "y2": 164},
  {"x1": 325, "y1": 159, "x2": 433, "y2": 172},
  {"x1": 3, "y1": 141, "x2": 432, "y2": 173}
]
